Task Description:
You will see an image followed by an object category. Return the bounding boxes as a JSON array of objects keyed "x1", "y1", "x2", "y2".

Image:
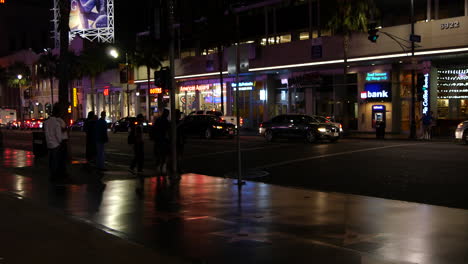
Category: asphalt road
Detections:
[{"x1": 2, "y1": 129, "x2": 468, "y2": 209}]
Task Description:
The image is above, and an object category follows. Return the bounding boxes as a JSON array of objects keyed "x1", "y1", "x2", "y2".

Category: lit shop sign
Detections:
[
  {"x1": 180, "y1": 84, "x2": 211, "y2": 92},
  {"x1": 232, "y1": 82, "x2": 255, "y2": 91},
  {"x1": 361, "y1": 83, "x2": 392, "y2": 101},
  {"x1": 103, "y1": 88, "x2": 109, "y2": 96},
  {"x1": 372, "y1": 105, "x2": 385, "y2": 110},
  {"x1": 73, "y1": 88, "x2": 78, "y2": 107},
  {"x1": 365, "y1": 72, "x2": 389, "y2": 82},
  {"x1": 422, "y1": 73, "x2": 430, "y2": 115},
  {"x1": 149, "y1": 88, "x2": 162, "y2": 94}
]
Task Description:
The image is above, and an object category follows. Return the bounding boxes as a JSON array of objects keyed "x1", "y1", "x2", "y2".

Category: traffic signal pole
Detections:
[{"x1": 168, "y1": 0, "x2": 178, "y2": 180}]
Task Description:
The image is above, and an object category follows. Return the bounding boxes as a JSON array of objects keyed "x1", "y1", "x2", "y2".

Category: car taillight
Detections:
[
  {"x1": 260, "y1": 123, "x2": 263, "y2": 128},
  {"x1": 240, "y1": 117, "x2": 244, "y2": 125},
  {"x1": 70, "y1": 119, "x2": 74, "y2": 125}
]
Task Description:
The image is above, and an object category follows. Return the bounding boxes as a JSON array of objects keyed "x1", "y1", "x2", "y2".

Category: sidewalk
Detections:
[{"x1": 1, "y1": 148, "x2": 468, "y2": 264}]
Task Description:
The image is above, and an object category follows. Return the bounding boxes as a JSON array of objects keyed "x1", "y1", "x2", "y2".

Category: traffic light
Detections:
[
  {"x1": 154, "y1": 67, "x2": 171, "y2": 89},
  {"x1": 367, "y1": 23, "x2": 379, "y2": 43}
]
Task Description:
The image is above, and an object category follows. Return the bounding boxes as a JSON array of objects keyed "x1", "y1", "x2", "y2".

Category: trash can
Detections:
[
  {"x1": 32, "y1": 131, "x2": 47, "y2": 157},
  {"x1": 375, "y1": 120, "x2": 386, "y2": 139}
]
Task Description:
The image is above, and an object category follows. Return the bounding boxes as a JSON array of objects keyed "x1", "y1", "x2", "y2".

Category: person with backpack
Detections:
[{"x1": 129, "y1": 114, "x2": 145, "y2": 174}]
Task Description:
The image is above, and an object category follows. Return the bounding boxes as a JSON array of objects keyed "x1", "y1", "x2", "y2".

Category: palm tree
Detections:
[
  {"x1": 37, "y1": 52, "x2": 58, "y2": 106},
  {"x1": 7, "y1": 62, "x2": 31, "y2": 121},
  {"x1": 79, "y1": 45, "x2": 112, "y2": 113},
  {"x1": 134, "y1": 36, "x2": 163, "y2": 118},
  {"x1": 58, "y1": 0, "x2": 71, "y2": 110},
  {"x1": 328, "y1": 0, "x2": 377, "y2": 125}
]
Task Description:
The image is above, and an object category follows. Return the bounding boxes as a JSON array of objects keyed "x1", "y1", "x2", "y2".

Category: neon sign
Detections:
[
  {"x1": 180, "y1": 84, "x2": 211, "y2": 92},
  {"x1": 103, "y1": 88, "x2": 109, "y2": 96},
  {"x1": 361, "y1": 83, "x2": 392, "y2": 101},
  {"x1": 422, "y1": 73, "x2": 430, "y2": 115},
  {"x1": 73, "y1": 88, "x2": 78, "y2": 107},
  {"x1": 366, "y1": 72, "x2": 389, "y2": 82},
  {"x1": 361, "y1": 90, "x2": 389, "y2": 99},
  {"x1": 150, "y1": 88, "x2": 162, "y2": 94}
]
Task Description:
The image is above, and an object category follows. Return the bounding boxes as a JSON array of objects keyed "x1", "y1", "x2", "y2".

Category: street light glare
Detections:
[
  {"x1": 17, "y1": 74, "x2": 23, "y2": 80},
  {"x1": 109, "y1": 49, "x2": 119, "y2": 59}
]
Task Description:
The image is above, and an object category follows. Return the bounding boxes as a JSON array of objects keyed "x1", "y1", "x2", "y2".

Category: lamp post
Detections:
[
  {"x1": 17, "y1": 74, "x2": 23, "y2": 121},
  {"x1": 109, "y1": 48, "x2": 131, "y2": 117}
]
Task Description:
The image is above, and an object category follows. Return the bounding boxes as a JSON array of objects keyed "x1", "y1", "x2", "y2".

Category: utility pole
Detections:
[
  {"x1": 126, "y1": 52, "x2": 130, "y2": 117},
  {"x1": 235, "y1": 14, "x2": 243, "y2": 187},
  {"x1": 410, "y1": 0, "x2": 417, "y2": 139},
  {"x1": 168, "y1": 0, "x2": 178, "y2": 180}
]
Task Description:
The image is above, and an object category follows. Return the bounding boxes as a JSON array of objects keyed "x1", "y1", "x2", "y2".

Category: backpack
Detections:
[{"x1": 128, "y1": 126, "x2": 135, "y2": 144}]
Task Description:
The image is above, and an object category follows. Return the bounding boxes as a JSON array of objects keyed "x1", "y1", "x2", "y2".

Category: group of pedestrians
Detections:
[
  {"x1": 44, "y1": 106, "x2": 184, "y2": 185},
  {"x1": 130, "y1": 109, "x2": 185, "y2": 177}
]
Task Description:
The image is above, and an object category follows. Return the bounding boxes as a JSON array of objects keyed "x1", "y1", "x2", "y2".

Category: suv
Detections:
[{"x1": 259, "y1": 114, "x2": 341, "y2": 143}]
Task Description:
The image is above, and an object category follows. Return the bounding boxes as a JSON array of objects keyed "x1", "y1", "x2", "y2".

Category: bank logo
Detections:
[{"x1": 360, "y1": 90, "x2": 389, "y2": 99}]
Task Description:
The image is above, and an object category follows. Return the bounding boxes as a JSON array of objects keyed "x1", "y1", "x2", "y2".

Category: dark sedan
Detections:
[
  {"x1": 111, "y1": 117, "x2": 150, "y2": 133},
  {"x1": 182, "y1": 114, "x2": 235, "y2": 139},
  {"x1": 70, "y1": 118, "x2": 86, "y2": 131},
  {"x1": 259, "y1": 114, "x2": 341, "y2": 143}
]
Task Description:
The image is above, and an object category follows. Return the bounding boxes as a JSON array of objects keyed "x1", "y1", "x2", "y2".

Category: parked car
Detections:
[
  {"x1": 455, "y1": 120, "x2": 468, "y2": 143},
  {"x1": 70, "y1": 118, "x2": 86, "y2": 131},
  {"x1": 259, "y1": 114, "x2": 341, "y2": 143},
  {"x1": 182, "y1": 114, "x2": 236, "y2": 139},
  {"x1": 111, "y1": 117, "x2": 150, "y2": 133},
  {"x1": 6, "y1": 121, "x2": 20, "y2": 129}
]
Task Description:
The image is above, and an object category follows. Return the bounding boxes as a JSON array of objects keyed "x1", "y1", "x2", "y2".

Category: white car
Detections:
[{"x1": 455, "y1": 120, "x2": 468, "y2": 143}]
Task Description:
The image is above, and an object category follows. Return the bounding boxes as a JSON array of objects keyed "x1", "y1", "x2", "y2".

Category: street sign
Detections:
[{"x1": 410, "y1": 34, "x2": 421, "y2": 43}]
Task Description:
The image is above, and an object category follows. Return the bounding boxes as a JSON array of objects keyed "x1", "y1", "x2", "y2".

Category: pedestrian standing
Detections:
[
  {"x1": 175, "y1": 109, "x2": 185, "y2": 174},
  {"x1": 84, "y1": 111, "x2": 97, "y2": 164},
  {"x1": 129, "y1": 114, "x2": 145, "y2": 174},
  {"x1": 95, "y1": 111, "x2": 108, "y2": 171},
  {"x1": 57, "y1": 111, "x2": 70, "y2": 177},
  {"x1": 152, "y1": 109, "x2": 170, "y2": 175},
  {"x1": 44, "y1": 105, "x2": 70, "y2": 183},
  {"x1": 421, "y1": 111, "x2": 434, "y2": 140}
]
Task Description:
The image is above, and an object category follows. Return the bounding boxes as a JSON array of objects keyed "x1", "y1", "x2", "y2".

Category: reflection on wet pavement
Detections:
[
  {"x1": 1, "y1": 148, "x2": 468, "y2": 264},
  {"x1": 2, "y1": 148, "x2": 34, "y2": 168}
]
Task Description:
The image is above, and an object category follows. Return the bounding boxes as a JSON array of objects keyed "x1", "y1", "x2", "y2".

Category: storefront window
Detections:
[{"x1": 437, "y1": 99, "x2": 449, "y2": 119}]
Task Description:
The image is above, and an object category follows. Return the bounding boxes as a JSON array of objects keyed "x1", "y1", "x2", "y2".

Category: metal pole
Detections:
[
  {"x1": 235, "y1": 14, "x2": 242, "y2": 186},
  {"x1": 410, "y1": 0, "x2": 417, "y2": 139},
  {"x1": 168, "y1": 0, "x2": 178, "y2": 180},
  {"x1": 126, "y1": 52, "x2": 130, "y2": 117}
]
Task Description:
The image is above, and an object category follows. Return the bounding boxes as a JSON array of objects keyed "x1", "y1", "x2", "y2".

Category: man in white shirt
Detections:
[{"x1": 44, "y1": 105, "x2": 67, "y2": 182}]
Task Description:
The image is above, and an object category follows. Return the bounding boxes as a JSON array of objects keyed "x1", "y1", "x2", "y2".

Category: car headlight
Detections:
[
  {"x1": 212, "y1": 125, "x2": 223, "y2": 129},
  {"x1": 318, "y1": 127, "x2": 327, "y2": 133},
  {"x1": 457, "y1": 122, "x2": 464, "y2": 129}
]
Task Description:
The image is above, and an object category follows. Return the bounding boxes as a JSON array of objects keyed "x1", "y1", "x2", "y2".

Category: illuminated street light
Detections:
[
  {"x1": 109, "y1": 48, "x2": 119, "y2": 59},
  {"x1": 17, "y1": 74, "x2": 23, "y2": 80}
]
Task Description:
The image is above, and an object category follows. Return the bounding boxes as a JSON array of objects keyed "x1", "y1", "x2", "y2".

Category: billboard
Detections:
[
  {"x1": 70, "y1": 0, "x2": 108, "y2": 30},
  {"x1": 53, "y1": 0, "x2": 114, "y2": 47}
]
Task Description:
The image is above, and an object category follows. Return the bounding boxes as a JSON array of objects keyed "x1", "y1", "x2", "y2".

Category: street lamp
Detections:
[
  {"x1": 17, "y1": 74, "x2": 22, "y2": 80},
  {"x1": 108, "y1": 48, "x2": 130, "y2": 117}
]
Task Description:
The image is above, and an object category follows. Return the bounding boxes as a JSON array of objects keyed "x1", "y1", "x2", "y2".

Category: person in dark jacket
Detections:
[
  {"x1": 129, "y1": 114, "x2": 145, "y2": 174},
  {"x1": 152, "y1": 109, "x2": 170, "y2": 175},
  {"x1": 84, "y1": 111, "x2": 97, "y2": 164},
  {"x1": 95, "y1": 111, "x2": 108, "y2": 170}
]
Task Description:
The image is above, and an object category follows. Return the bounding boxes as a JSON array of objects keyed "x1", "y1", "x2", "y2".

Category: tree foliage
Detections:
[{"x1": 327, "y1": 0, "x2": 378, "y2": 36}]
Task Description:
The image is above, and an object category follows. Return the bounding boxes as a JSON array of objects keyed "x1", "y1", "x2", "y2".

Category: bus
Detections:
[{"x1": 0, "y1": 108, "x2": 17, "y2": 127}]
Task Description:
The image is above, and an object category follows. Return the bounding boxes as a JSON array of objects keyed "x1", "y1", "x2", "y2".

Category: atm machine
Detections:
[{"x1": 371, "y1": 105, "x2": 386, "y2": 128}]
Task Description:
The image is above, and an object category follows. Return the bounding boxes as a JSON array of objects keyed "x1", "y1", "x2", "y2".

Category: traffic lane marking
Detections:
[
  {"x1": 185, "y1": 145, "x2": 286, "y2": 159},
  {"x1": 253, "y1": 143, "x2": 426, "y2": 169}
]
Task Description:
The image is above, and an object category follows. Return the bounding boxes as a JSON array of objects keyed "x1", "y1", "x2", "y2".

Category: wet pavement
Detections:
[{"x1": 1, "y1": 148, "x2": 468, "y2": 263}]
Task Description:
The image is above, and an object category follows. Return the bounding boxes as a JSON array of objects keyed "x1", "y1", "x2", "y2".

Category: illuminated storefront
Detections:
[{"x1": 437, "y1": 67, "x2": 468, "y2": 120}]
